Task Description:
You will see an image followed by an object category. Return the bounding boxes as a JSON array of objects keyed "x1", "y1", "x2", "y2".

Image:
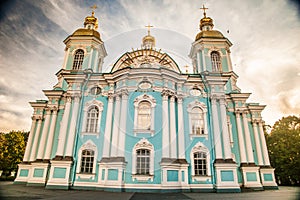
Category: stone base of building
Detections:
[
  {"x1": 260, "y1": 166, "x2": 278, "y2": 189},
  {"x1": 214, "y1": 161, "x2": 241, "y2": 193},
  {"x1": 14, "y1": 162, "x2": 32, "y2": 184},
  {"x1": 240, "y1": 163, "x2": 263, "y2": 190},
  {"x1": 160, "y1": 158, "x2": 189, "y2": 189},
  {"x1": 96, "y1": 157, "x2": 127, "y2": 190},
  {"x1": 45, "y1": 159, "x2": 73, "y2": 189},
  {"x1": 27, "y1": 161, "x2": 50, "y2": 186}
]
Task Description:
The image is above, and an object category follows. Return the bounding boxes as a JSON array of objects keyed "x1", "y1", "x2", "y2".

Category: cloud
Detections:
[{"x1": 0, "y1": 0, "x2": 299, "y2": 132}]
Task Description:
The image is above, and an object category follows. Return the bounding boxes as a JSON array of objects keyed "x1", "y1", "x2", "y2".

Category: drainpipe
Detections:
[{"x1": 71, "y1": 68, "x2": 93, "y2": 186}]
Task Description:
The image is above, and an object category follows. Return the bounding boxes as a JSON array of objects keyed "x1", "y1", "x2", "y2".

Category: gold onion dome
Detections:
[
  {"x1": 195, "y1": 5, "x2": 225, "y2": 41},
  {"x1": 142, "y1": 24, "x2": 155, "y2": 49},
  {"x1": 72, "y1": 9, "x2": 101, "y2": 40},
  {"x1": 84, "y1": 11, "x2": 98, "y2": 30}
]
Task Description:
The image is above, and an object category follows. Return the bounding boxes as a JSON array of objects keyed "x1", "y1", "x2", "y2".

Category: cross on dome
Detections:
[
  {"x1": 90, "y1": 4, "x2": 97, "y2": 16},
  {"x1": 145, "y1": 23, "x2": 153, "y2": 36},
  {"x1": 200, "y1": 5, "x2": 208, "y2": 18}
]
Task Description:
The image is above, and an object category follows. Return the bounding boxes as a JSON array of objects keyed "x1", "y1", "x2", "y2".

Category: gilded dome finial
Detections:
[
  {"x1": 142, "y1": 23, "x2": 155, "y2": 49},
  {"x1": 200, "y1": 5, "x2": 208, "y2": 18},
  {"x1": 145, "y1": 23, "x2": 153, "y2": 36},
  {"x1": 199, "y1": 4, "x2": 213, "y2": 31},
  {"x1": 84, "y1": 4, "x2": 98, "y2": 30},
  {"x1": 90, "y1": 4, "x2": 97, "y2": 16}
]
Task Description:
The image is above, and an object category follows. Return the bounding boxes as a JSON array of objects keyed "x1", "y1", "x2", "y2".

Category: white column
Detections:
[
  {"x1": 93, "y1": 50, "x2": 99, "y2": 72},
  {"x1": 226, "y1": 48, "x2": 233, "y2": 71},
  {"x1": 162, "y1": 93, "x2": 170, "y2": 158},
  {"x1": 62, "y1": 47, "x2": 70, "y2": 69},
  {"x1": 177, "y1": 97, "x2": 185, "y2": 159},
  {"x1": 88, "y1": 48, "x2": 94, "y2": 68},
  {"x1": 111, "y1": 95, "x2": 121, "y2": 157},
  {"x1": 65, "y1": 96, "x2": 81, "y2": 157},
  {"x1": 44, "y1": 109, "x2": 58, "y2": 160},
  {"x1": 235, "y1": 112, "x2": 247, "y2": 163},
  {"x1": 23, "y1": 117, "x2": 37, "y2": 162},
  {"x1": 219, "y1": 99, "x2": 232, "y2": 160},
  {"x1": 253, "y1": 121, "x2": 263, "y2": 165},
  {"x1": 196, "y1": 51, "x2": 201, "y2": 72},
  {"x1": 201, "y1": 48, "x2": 206, "y2": 71},
  {"x1": 117, "y1": 91, "x2": 128, "y2": 157},
  {"x1": 29, "y1": 118, "x2": 42, "y2": 161},
  {"x1": 102, "y1": 94, "x2": 114, "y2": 157},
  {"x1": 169, "y1": 96, "x2": 177, "y2": 159},
  {"x1": 242, "y1": 112, "x2": 254, "y2": 163},
  {"x1": 56, "y1": 96, "x2": 72, "y2": 157},
  {"x1": 36, "y1": 109, "x2": 51, "y2": 160},
  {"x1": 259, "y1": 122, "x2": 270, "y2": 166},
  {"x1": 211, "y1": 98, "x2": 223, "y2": 159}
]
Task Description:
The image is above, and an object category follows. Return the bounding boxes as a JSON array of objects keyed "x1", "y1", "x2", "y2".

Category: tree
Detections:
[
  {"x1": 0, "y1": 131, "x2": 29, "y2": 177},
  {"x1": 266, "y1": 116, "x2": 300, "y2": 185}
]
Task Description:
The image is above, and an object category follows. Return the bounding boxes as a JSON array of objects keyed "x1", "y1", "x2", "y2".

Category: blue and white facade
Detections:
[{"x1": 15, "y1": 10, "x2": 278, "y2": 192}]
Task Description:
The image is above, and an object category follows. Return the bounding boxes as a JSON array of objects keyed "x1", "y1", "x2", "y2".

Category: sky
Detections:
[{"x1": 0, "y1": 0, "x2": 299, "y2": 132}]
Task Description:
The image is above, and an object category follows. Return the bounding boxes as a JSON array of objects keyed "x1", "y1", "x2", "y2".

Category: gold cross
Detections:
[
  {"x1": 90, "y1": 4, "x2": 97, "y2": 15},
  {"x1": 200, "y1": 5, "x2": 208, "y2": 17},
  {"x1": 145, "y1": 23, "x2": 153, "y2": 35}
]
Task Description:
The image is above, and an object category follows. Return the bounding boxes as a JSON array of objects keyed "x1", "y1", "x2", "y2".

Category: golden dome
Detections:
[
  {"x1": 200, "y1": 17, "x2": 214, "y2": 30},
  {"x1": 72, "y1": 28, "x2": 101, "y2": 40},
  {"x1": 84, "y1": 11, "x2": 98, "y2": 29},
  {"x1": 195, "y1": 30, "x2": 224, "y2": 41}
]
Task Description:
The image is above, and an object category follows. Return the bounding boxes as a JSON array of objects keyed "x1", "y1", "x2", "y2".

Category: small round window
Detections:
[{"x1": 90, "y1": 87, "x2": 101, "y2": 95}]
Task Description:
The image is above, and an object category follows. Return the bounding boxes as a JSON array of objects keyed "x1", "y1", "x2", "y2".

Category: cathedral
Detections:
[{"x1": 15, "y1": 7, "x2": 278, "y2": 192}]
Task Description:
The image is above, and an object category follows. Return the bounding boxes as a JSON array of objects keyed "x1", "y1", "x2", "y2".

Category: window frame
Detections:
[
  {"x1": 72, "y1": 49, "x2": 85, "y2": 70},
  {"x1": 187, "y1": 101, "x2": 208, "y2": 138},
  {"x1": 190, "y1": 142, "x2": 211, "y2": 182},
  {"x1": 132, "y1": 138, "x2": 154, "y2": 182},
  {"x1": 81, "y1": 100, "x2": 103, "y2": 136},
  {"x1": 76, "y1": 140, "x2": 97, "y2": 179},
  {"x1": 211, "y1": 51, "x2": 222, "y2": 72},
  {"x1": 133, "y1": 94, "x2": 156, "y2": 135}
]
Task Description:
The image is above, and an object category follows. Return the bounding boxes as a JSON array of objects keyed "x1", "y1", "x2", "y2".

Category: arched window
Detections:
[
  {"x1": 73, "y1": 49, "x2": 84, "y2": 70},
  {"x1": 137, "y1": 101, "x2": 151, "y2": 130},
  {"x1": 211, "y1": 51, "x2": 221, "y2": 72},
  {"x1": 191, "y1": 107, "x2": 204, "y2": 135},
  {"x1": 193, "y1": 152, "x2": 207, "y2": 176},
  {"x1": 80, "y1": 149, "x2": 95, "y2": 174},
  {"x1": 136, "y1": 149, "x2": 150, "y2": 175},
  {"x1": 86, "y1": 106, "x2": 99, "y2": 133}
]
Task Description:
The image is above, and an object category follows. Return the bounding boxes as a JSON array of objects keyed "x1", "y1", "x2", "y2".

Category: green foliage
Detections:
[
  {"x1": 266, "y1": 116, "x2": 300, "y2": 185},
  {"x1": 0, "y1": 130, "x2": 29, "y2": 177}
]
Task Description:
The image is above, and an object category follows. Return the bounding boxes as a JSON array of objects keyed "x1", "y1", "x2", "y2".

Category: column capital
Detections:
[
  {"x1": 120, "y1": 89, "x2": 128, "y2": 97},
  {"x1": 170, "y1": 96, "x2": 175, "y2": 102},
  {"x1": 107, "y1": 93, "x2": 114, "y2": 102},
  {"x1": 177, "y1": 96, "x2": 183, "y2": 104}
]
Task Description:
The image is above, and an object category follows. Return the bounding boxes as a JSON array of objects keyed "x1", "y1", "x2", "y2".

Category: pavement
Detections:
[{"x1": 0, "y1": 182, "x2": 299, "y2": 200}]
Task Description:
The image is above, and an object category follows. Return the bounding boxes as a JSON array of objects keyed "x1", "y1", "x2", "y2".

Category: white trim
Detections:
[
  {"x1": 76, "y1": 140, "x2": 98, "y2": 174},
  {"x1": 190, "y1": 142, "x2": 211, "y2": 180},
  {"x1": 132, "y1": 138, "x2": 154, "y2": 181},
  {"x1": 81, "y1": 99, "x2": 104, "y2": 135},
  {"x1": 187, "y1": 101, "x2": 208, "y2": 139},
  {"x1": 133, "y1": 94, "x2": 156, "y2": 135}
]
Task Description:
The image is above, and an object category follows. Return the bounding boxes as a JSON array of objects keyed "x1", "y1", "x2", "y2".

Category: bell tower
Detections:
[
  {"x1": 189, "y1": 5, "x2": 233, "y2": 74},
  {"x1": 59, "y1": 6, "x2": 107, "y2": 76}
]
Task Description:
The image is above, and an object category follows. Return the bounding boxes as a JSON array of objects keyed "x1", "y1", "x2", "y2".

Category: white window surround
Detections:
[
  {"x1": 76, "y1": 140, "x2": 97, "y2": 179},
  {"x1": 81, "y1": 99, "x2": 103, "y2": 135},
  {"x1": 132, "y1": 138, "x2": 154, "y2": 182},
  {"x1": 133, "y1": 94, "x2": 156, "y2": 135},
  {"x1": 190, "y1": 142, "x2": 211, "y2": 182},
  {"x1": 187, "y1": 101, "x2": 208, "y2": 139}
]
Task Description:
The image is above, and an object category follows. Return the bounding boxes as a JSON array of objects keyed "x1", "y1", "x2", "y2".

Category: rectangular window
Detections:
[
  {"x1": 194, "y1": 152, "x2": 207, "y2": 176},
  {"x1": 136, "y1": 149, "x2": 150, "y2": 175},
  {"x1": 80, "y1": 150, "x2": 94, "y2": 174}
]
